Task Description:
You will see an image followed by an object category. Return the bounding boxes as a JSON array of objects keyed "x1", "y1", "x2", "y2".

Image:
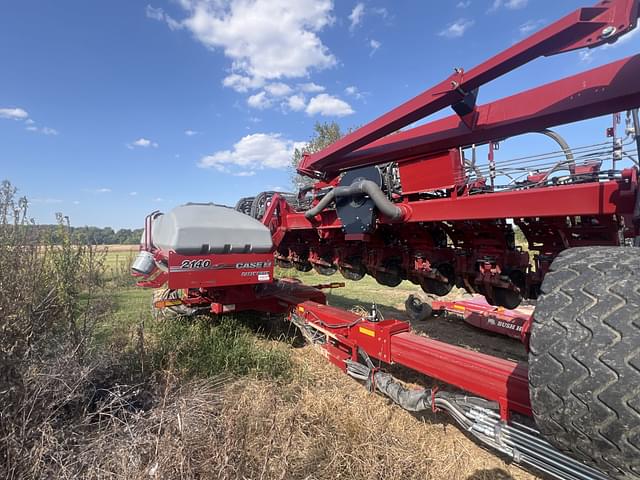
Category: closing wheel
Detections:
[
  {"x1": 313, "y1": 264, "x2": 338, "y2": 276},
  {"x1": 294, "y1": 261, "x2": 313, "y2": 272},
  {"x1": 529, "y1": 247, "x2": 640, "y2": 479},
  {"x1": 276, "y1": 258, "x2": 293, "y2": 269},
  {"x1": 339, "y1": 257, "x2": 366, "y2": 281},
  {"x1": 376, "y1": 261, "x2": 402, "y2": 287},
  {"x1": 420, "y1": 278, "x2": 452, "y2": 297}
]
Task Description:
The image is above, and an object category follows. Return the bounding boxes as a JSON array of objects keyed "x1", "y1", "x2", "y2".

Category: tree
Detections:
[{"x1": 291, "y1": 121, "x2": 344, "y2": 190}]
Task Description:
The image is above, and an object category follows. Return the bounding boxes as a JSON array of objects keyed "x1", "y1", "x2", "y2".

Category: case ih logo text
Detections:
[{"x1": 236, "y1": 261, "x2": 272, "y2": 269}]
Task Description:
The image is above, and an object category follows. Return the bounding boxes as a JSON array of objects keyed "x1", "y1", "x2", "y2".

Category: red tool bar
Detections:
[
  {"x1": 294, "y1": 300, "x2": 531, "y2": 418},
  {"x1": 388, "y1": 178, "x2": 636, "y2": 223},
  {"x1": 271, "y1": 176, "x2": 635, "y2": 233},
  {"x1": 298, "y1": 0, "x2": 639, "y2": 177},
  {"x1": 390, "y1": 332, "x2": 531, "y2": 417},
  {"x1": 332, "y1": 55, "x2": 640, "y2": 172}
]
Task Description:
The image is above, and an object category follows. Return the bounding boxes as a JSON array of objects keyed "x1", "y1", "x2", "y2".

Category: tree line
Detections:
[{"x1": 33, "y1": 224, "x2": 143, "y2": 245}]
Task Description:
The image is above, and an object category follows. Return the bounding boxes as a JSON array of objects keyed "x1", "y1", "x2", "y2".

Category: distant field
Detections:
[
  {"x1": 97, "y1": 244, "x2": 138, "y2": 252},
  {"x1": 100, "y1": 245, "x2": 137, "y2": 272}
]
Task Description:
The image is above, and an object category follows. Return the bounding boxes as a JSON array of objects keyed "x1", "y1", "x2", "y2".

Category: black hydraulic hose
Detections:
[
  {"x1": 540, "y1": 129, "x2": 574, "y2": 171},
  {"x1": 373, "y1": 372, "x2": 433, "y2": 412},
  {"x1": 304, "y1": 179, "x2": 405, "y2": 221},
  {"x1": 304, "y1": 188, "x2": 337, "y2": 219}
]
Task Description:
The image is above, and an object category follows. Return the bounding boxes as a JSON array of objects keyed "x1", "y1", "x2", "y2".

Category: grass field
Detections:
[{"x1": 93, "y1": 248, "x2": 538, "y2": 480}]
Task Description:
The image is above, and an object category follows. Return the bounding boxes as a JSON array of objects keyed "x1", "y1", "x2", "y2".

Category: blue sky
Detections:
[{"x1": 1, "y1": 0, "x2": 639, "y2": 229}]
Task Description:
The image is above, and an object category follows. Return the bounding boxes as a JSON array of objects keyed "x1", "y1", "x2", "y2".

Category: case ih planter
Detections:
[{"x1": 133, "y1": 2, "x2": 640, "y2": 478}]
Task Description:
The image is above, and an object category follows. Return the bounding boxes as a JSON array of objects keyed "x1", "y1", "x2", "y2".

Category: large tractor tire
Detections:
[{"x1": 529, "y1": 247, "x2": 640, "y2": 479}]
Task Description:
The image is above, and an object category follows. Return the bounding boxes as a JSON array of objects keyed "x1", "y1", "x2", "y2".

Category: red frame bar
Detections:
[
  {"x1": 395, "y1": 178, "x2": 636, "y2": 223},
  {"x1": 265, "y1": 177, "x2": 636, "y2": 237},
  {"x1": 391, "y1": 333, "x2": 531, "y2": 418},
  {"x1": 293, "y1": 300, "x2": 531, "y2": 419},
  {"x1": 333, "y1": 55, "x2": 640, "y2": 171}
]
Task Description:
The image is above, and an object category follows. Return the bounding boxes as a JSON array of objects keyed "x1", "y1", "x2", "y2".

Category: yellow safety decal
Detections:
[
  {"x1": 359, "y1": 327, "x2": 376, "y2": 337},
  {"x1": 298, "y1": 306, "x2": 305, "y2": 313},
  {"x1": 453, "y1": 305, "x2": 466, "y2": 312}
]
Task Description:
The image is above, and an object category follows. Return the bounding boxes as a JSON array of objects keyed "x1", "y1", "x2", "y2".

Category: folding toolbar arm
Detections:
[{"x1": 298, "y1": 0, "x2": 640, "y2": 178}]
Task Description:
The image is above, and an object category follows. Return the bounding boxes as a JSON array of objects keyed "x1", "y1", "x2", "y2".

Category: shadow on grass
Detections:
[{"x1": 467, "y1": 468, "x2": 516, "y2": 480}]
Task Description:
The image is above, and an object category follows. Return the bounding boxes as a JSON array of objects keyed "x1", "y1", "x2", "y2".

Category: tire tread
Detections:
[{"x1": 530, "y1": 247, "x2": 640, "y2": 479}]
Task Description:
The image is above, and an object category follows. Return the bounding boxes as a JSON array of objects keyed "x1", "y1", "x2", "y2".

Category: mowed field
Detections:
[{"x1": 101, "y1": 247, "x2": 539, "y2": 480}]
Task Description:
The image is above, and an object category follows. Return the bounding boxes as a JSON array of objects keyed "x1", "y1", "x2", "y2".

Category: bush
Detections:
[
  {"x1": 0, "y1": 180, "x2": 109, "y2": 478},
  {"x1": 0, "y1": 180, "x2": 292, "y2": 479}
]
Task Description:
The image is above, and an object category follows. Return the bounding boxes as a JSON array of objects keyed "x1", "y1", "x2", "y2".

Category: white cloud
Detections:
[
  {"x1": 84, "y1": 187, "x2": 112, "y2": 194},
  {"x1": 198, "y1": 133, "x2": 303, "y2": 172},
  {"x1": 519, "y1": 19, "x2": 545, "y2": 35},
  {"x1": 349, "y1": 3, "x2": 365, "y2": 31},
  {"x1": 264, "y1": 82, "x2": 293, "y2": 97},
  {"x1": 146, "y1": 5, "x2": 182, "y2": 30},
  {"x1": 222, "y1": 73, "x2": 264, "y2": 92},
  {"x1": 25, "y1": 125, "x2": 59, "y2": 135},
  {"x1": 457, "y1": 1, "x2": 471, "y2": 7},
  {"x1": 369, "y1": 38, "x2": 381, "y2": 56},
  {"x1": 153, "y1": 197, "x2": 164, "y2": 202},
  {"x1": 247, "y1": 91, "x2": 272, "y2": 109},
  {"x1": 345, "y1": 85, "x2": 365, "y2": 100},
  {"x1": 299, "y1": 82, "x2": 325, "y2": 93},
  {"x1": 170, "y1": 0, "x2": 336, "y2": 86},
  {"x1": 438, "y1": 19, "x2": 474, "y2": 38},
  {"x1": 233, "y1": 171, "x2": 257, "y2": 176},
  {"x1": 129, "y1": 191, "x2": 138, "y2": 196},
  {"x1": 0, "y1": 107, "x2": 29, "y2": 120},
  {"x1": 30, "y1": 197, "x2": 63, "y2": 204},
  {"x1": 0, "y1": 107, "x2": 58, "y2": 135},
  {"x1": 41, "y1": 127, "x2": 58, "y2": 136},
  {"x1": 287, "y1": 94, "x2": 307, "y2": 111},
  {"x1": 73, "y1": 200, "x2": 80, "y2": 205},
  {"x1": 128, "y1": 137, "x2": 159, "y2": 148},
  {"x1": 185, "y1": 129, "x2": 199, "y2": 136},
  {"x1": 579, "y1": 50, "x2": 594, "y2": 64},
  {"x1": 305, "y1": 93, "x2": 354, "y2": 117},
  {"x1": 371, "y1": 7, "x2": 388, "y2": 19},
  {"x1": 490, "y1": 0, "x2": 528, "y2": 11}
]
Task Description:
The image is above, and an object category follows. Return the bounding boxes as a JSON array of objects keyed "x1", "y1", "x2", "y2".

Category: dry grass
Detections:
[{"x1": 61, "y1": 346, "x2": 537, "y2": 480}]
